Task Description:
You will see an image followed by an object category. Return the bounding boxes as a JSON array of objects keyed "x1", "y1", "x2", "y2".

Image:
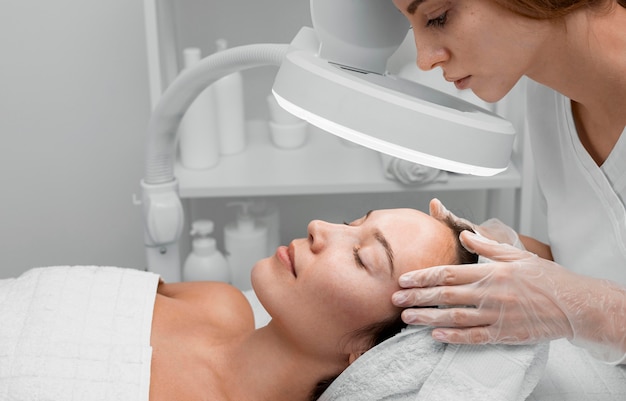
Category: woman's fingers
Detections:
[
  {"x1": 398, "y1": 263, "x2": 490, "y2": 289},
  {"x1": 393, "y1": 280, "x2": 485, "y2": 307},
  {"x1": 397, "y1": 233, "x2": 533, "y2": 293},
  {"x1": 430, "y1": 327, "x2": 497, "y2": 345},
  {"x1": 459, "y1": 230, "x2": 531, "y2": 262},
  {"x1": 400, "y1": 306, "x2": 497, "y2": 328}
]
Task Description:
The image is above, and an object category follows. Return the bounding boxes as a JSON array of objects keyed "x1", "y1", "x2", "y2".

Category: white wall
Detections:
[
  {"x1": 0, "y1": 0, "x2": 151, "y2": 278},
  {"x1": 0, "y1": 0, "x2": 546, "y2": 280}
]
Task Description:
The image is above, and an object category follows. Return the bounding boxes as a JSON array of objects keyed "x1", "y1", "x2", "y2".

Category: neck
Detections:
[
  {"x1": 214, "y1": 321, "x2": 346, "y2": 401},
  {"x1": 527, "y1": 5, "x2": 626, "y2": 127}
]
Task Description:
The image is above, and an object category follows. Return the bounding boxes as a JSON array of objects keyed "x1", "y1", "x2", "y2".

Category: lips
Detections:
[
  {"x1": 444, "y1": 72, "x2": 471, "y2": 89},
  {"x1": 453, "y1": 76, "x2": 471, "y2": 90},
  {"x1": 276, "y1": 244, "x2": 297, "y2": 277}
]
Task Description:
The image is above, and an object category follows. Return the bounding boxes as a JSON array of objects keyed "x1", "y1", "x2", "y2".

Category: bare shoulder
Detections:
[
  {"x1": 150, "y1": 282, "x2": 253, "y2": 401},
  {"x1": 156, "y1": 281, "x2": 255, "y2": 333}
]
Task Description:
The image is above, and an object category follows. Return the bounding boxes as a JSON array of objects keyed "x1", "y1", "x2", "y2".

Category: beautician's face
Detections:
[
  {"x1": 251, "y1": 208, "x2": 457, "y2": 360},
  {"x1": 392, "y1": 0, "x2": 549, "y2": 102}
]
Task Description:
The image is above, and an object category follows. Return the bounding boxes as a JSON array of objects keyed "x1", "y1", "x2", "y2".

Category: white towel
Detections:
[
  {"x1": 320, "y1": 325, "x2": 549, "y2": 401},
  {"x1": 379, "y1": 154, "x2": 448, "y2": 185},
  {"x1": 243, "y1": 289, "x2": 271, "y2": 328},
  {"x1": 0, "y1": 266, "x2": 160, "y2": 401}
]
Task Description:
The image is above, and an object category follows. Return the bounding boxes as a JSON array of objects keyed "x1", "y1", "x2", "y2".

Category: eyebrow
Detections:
[
  {"x1": 364, "y1": 210, "x2": 396, "y2": 278},
  {"x1": 406, "y1": 0, "x2": 427, "y2": 14}
]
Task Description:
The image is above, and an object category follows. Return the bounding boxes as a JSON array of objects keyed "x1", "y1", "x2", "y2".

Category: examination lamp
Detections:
[{"x1": 142, "y1": 0, "x2": 516, "y2": 281}]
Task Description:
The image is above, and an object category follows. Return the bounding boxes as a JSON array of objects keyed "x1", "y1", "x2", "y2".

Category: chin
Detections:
[
  {"x1": 249, "y1": 258, "x2": 277, "y2": 312},
  {"x1": 471, "y1": 88, "x2": 506, "y2": 103},
  {"x1": 249, "y1": 259, "x2": 266, "y2": 293},
  {"x1": 472, "y1": 79, "x2": 519, "y2": 103}
]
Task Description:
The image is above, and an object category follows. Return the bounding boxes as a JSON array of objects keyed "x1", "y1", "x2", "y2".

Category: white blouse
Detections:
[{"x1": 525, "y1": 80, "x2": 626, "y2": 285}]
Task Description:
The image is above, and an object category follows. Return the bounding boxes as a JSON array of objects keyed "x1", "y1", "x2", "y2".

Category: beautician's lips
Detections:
[
  {"x1": 452, "y1": 76, "x2": 471, "y2": 90},
  {"x1": 276, "y1": 244, "x2": 296, "y2": 277}
]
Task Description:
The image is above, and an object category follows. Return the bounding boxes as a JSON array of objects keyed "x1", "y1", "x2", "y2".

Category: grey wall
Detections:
[{"x1": 0, "y1": 0, "x2": 151, "y2": 278}]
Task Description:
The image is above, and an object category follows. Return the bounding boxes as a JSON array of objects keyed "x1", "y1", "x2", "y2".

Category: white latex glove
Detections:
[
  {"x1": 429, "y1": 198, "x2": 524, "y2": 250},
  {"x1": 392, "y1": 230, "x2": 626, "y2": 365}
]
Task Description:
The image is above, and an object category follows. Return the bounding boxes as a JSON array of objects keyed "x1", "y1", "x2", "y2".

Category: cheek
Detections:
[{"x1": 314, "y1": 274, "x2": 395, "y2": 324}]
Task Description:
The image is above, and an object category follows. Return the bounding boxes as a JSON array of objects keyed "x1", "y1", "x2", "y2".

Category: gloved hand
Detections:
[
  {"x1": 429, "y1": 198, "x2": 524, "y2": 250},
  {"x1": 392, "y1": 230, "x2": 626, "y2": 364}
]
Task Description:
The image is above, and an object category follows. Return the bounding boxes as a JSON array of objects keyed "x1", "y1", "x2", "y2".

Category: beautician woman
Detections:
[{"x1": 390, "y1": 0, "x2": 626, "y2": 363}]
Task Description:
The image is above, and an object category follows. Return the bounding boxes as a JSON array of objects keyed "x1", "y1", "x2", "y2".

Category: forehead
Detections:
[{"x1": 373, "y1": 208, "x2": 456, "y2": 273}]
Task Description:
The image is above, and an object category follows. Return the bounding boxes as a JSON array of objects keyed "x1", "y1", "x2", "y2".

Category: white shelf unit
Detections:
[
  {"x1": 176, "y1": 121, "x2": 522, "y2": 198},
  {"x1": 143, "y1": 0, "x2": 534, "y2": 233}
]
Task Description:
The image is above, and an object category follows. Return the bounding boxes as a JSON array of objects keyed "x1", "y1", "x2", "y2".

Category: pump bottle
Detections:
[
  {"x1": 183, "y1": 220, "x2": 230, "y2": 283},
  {"x1": 224, "y1": 201, "x2": 268, "y2": 290}
]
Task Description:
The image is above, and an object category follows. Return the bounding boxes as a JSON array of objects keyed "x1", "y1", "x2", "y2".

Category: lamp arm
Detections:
[
  {"x1": 141, "y1": 43, "x2": 289, "y2": 281},
  {"x1": 144, "y1": 43, "x2": 290, "y2": 185}
]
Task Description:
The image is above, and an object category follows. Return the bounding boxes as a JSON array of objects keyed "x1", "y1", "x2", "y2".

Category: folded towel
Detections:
[
  {"x1": 0, "y1": 266, "x2": 160, "y2": 401},
  {"x1": 320, "y1": 325, "x2": 548, "y2": 401},
  {"x1": 379, "y1": 153, "x2": 448, "y2": 185},
  {"x1": 416, "y1": 338, "x2": 548, "y2": 401}
]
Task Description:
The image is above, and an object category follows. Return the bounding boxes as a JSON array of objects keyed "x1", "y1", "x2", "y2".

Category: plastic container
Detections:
[
  {"x1": 269, "y1": 120, "x2": 309, "y2": 149},
  {"x1": 224, "y1": 201, "x2": 268, "y2": 290},
  {"x1": 178, "y1": 47, "x2": 220, "y2": 169},
  {"x1": 214, "y1": 39, "x2": 246, "y2": 155},
  {"x1": 183, "y1": 220, "x2": 230, "y2": 283}
]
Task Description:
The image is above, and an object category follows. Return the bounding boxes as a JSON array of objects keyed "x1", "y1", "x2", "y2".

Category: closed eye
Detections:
[{"x1": 353, "y1": 246, "x2": 367, "y2": 270}]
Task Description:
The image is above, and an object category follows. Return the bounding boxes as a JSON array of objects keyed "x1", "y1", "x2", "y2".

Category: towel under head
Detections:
[{"x1": 320, "y1": 325, "x2": 549, "y2": 401}]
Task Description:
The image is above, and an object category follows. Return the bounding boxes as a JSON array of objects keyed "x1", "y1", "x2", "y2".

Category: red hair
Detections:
[{"x1": 492, "y1": 0, "x2": 625, "y2": 19}]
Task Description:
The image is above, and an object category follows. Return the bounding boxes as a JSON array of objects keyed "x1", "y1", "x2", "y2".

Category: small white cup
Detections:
[
  {"x1": 269, "y1": 120, "x2": 309, "y2": 149},
  {"x1": 267, "y1": 94, "x2": 302, "y2": 125}
]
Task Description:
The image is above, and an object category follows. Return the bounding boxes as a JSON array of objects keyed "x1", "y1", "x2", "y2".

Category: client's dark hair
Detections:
[{"x1": 309, "y1": 214, "x2": 478, "y2": 400}]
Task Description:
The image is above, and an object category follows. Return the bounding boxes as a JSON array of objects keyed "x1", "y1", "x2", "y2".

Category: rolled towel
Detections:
[
  {"x1": 379, "y1": 153, "x2": 448, "y2": 185},
  {"x1": 320, "y1": 325, "x2": 549, "y2": 401}
]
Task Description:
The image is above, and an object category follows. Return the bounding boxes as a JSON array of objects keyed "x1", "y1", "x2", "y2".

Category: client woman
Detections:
[
  {"x1": 0, "y1": 208, "x2": 476, "y2": 401},
  {"x1": 149, "y1": 207, "x2": 476, "y2": 400}
]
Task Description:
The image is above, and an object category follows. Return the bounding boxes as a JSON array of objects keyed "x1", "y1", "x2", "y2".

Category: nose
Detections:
[
  {"x1": 307, "y1": 219, "x2": 340, "y2": 253},
  {"x1": 413, "y1": 32, "x2": 449, "y2": 71}
]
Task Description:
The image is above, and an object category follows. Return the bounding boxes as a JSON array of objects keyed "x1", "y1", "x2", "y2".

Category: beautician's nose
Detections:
[
  {"x1": 413, "y1": 33, "x2": 449, "y2": 71},
  {"x1": 307, "y1": 220, "x2": 338, "y2": 253}
]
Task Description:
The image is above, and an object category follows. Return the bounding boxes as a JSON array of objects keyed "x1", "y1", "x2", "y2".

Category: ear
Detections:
[
  {"x1": 347, "y1": 342, "x2": 370, "y2": 365},
  {"x1": 344, "y1": 329, "x2": 373, "y2": 366},
  {"x1": 348, "y1": 350, "x2": 364, "y2": 365}
]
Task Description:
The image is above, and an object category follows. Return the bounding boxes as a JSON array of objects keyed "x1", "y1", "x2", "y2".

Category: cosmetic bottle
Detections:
[
  {"x1": 178, "y1": 47, "x2": 220, "y2": 169},
  {"x1": 250, "y1": 199, "x2": 281, "y2": 257},
  {"x1": 183, "y1": 220, "x2": 230, "y2": 283},
  {"x1": 224, "y1": 201, "x2": 268, "y2": 291},
  {"x1": 213, "y1": 39, "x2": 247, "y2": 155}
]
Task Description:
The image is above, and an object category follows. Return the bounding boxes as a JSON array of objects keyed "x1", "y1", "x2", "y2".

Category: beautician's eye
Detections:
[{"x1": 426, "y1": 11, "x2": 448, "y2": 28}]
